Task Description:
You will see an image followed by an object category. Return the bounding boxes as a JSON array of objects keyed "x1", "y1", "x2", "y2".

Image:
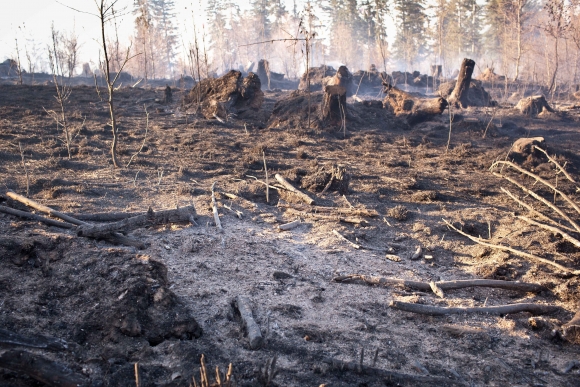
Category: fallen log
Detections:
[
  {"x1": 6, "y1": 190, "x2": 146, "y2": 249},
  {"x1": 389, "y1": 301, "x2": 558, "y2": 316},
  {"x1": 382, "y1": 86, "x2": 448, "y2": 125},
  {"x1": 0, "y1": 328, "x2": 68, "y2": 351},
  {"x1": 0, "y1": 350, "x2": 88, "y2": 387},
  {"x1": 274, "y1": 174, "x2": 315, "y2": 205},
  {"x1": 447, "y1": 58, "x2": 476, "y2": 108},
  {"x1": 0, "y1": 205, "x2": 74, "y2": 229},
  {"x1": 333, "y1": 275, "x2": 546, "y2": 293},
  {"x1": 234, "y1": 296, "x2": 263, "y2": 350},
  {"x1": 278, "y1": 201, "x2": 377, "y2": 217},
  {"x1": 76, "y1": 205, "x2": 197, "y2": 238},
  {"x1": 66, "y1": 211, "x2": 142, "y2": 222}
]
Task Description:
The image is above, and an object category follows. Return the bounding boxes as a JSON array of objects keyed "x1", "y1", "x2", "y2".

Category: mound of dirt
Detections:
[
  {"x1": 298, "y1": 65, "x2": 336, "y2": 92},
  {"x1": 185, "y1": 70, "x2": 264, "y2": 120},
  {"x1": 438, "y1": 80, "x2": 494, "y2": 107},
  {"x1": 267, "y1": 90, "x2": 324, "y2": 129}
]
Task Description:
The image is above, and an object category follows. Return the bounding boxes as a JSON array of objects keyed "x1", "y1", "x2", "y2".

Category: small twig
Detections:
[
  {"x1": 211, "y1": 182, "x2": 223, "y2": 231},
  {"x1": 494, "y1": 173, "x2": 580, "y2": 233},
  {"x1": 245, "y1": 175, "x2": 280, "y2": 191},
  {"x1": 517, "y1": 215, "x2": 580, "y2": 249},
  {"x1": 126, "y1": 106, "x2": 149, "y2": 168},
  {"x1": 262, "y1": 150, "x2": 269, "y2": 203},
  {"x1": 501, "y1": 187, "x2": 577, "y2": 234},
  {"x1": 18, "y1": 142, "x2": 29, "y2": 197},
  {"x1": 134, "y1": 363, "x2": 141, "y2": 387},
  {"x1": 223, "y1": 203, "x2": 243, "y2": 219},
  {"x1": 443, "y1": 219, "x2": 580, "y2": 275},
  {"x1": 533, "y1": 145, "x2": 576, "y2": 184}
]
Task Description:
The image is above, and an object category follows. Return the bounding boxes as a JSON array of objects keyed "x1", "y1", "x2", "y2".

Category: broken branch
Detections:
[
  {"x1": 389, "y1": 301, "x2": 558, "y2": 316},
  {"x1": 0, "y1": 205, "x2": 74, "y2": 229},
  {"x1": 274, "y1": 174, "x2": 315, "y2": 205}
]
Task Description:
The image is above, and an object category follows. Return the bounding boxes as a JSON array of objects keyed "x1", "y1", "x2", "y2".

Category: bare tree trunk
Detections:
[
  {"x1": 99, "y1": 1, "x2": 120, "y2": 168},
  {"x1": 513, "y1": 0, "x2": 523, "y2": 82},
  {"x1": 448, "y1": 58, "x2": 475, "y2": 108},
  {"x1": 548, "y1": 37, "x2": 559, "y2": 93}
]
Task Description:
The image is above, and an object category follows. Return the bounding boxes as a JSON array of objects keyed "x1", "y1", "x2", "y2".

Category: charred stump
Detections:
[
  {"x1": 257, "y1": 59, "x2": 270, "y2": 90},
  {"x1": 327, "y1": 65, "x2": 355, "y2": 96},
  {"x1": 185, "y1": 70, "x2": 264, "y2": 120},
  {"x1": 320, "y1": 85, "x2": 347, "y2": 127},
  {"x1": 383, "y1": 85, "x2": 448, "y2": 125},
  {"x1": 448, "y1": 58, "x2": 476, "y2": 108}
]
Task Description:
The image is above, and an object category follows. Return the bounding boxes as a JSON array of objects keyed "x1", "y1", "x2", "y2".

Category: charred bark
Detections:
[
  {"x1": 448, "y1": 58, "x2": 476, "y2": 108},
  {"x1": 320, "y1": 85, "x2": 347, "y2": 127}
]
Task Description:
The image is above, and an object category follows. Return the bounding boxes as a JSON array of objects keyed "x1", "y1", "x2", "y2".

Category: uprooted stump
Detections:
[
  {"x1": 320, "y1": 85, "x2": 347, "y2": 127},
  {"x1": 298, "y1": 65, "x2": 336, "y2": 92},
  {"x1": 515, "y1": 95, "x2": 554, "y2": 116},
  {"x1": 510, "y1": 137, "x2": 546, "y2": 159},
  {"x1": 185, "y1": 70, "x2": 264, "y2": 119},
  {"x1": 383, "y1": 86, "x2": 448, "y2": 125},
  {"x1": 301, "y1": 164, "x2": 350, "y2": 194}
]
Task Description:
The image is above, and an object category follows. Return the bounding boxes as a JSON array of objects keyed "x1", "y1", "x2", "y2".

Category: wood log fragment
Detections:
[
  {"x1": 282, "y1": 207, "x2": 367, "y2": 225},
  {"x1": 0, "y1": 328, "x2": 68, "y2": 351},
  {"x1": 448, "y1": 58, "x2": 476, "y2": 108},
  {"x1": 0, "y1": 205, "x2": 74, "y2": 229},
  {"x1": 234, "y1": 296, "x2": 263, "y2": 350},
  {"x1": 277, "y1": 201, "x2": 377, "y2": 217},
  {"x1": 0, "y1": 350, "x2": 88, "y2": 387},
  {"x1": 66, "y1": 211, "x2": 142, "y2": 222},
  {"x1": 278, "y1": 220, "x2": 300, "y2": 231},
  {"x1": 333, "y1": 274, "x2": 546, "y2": 293},
  {"x1": 429, "y1": 282, "x2": 445, "y2": 298},
  {"x1": 389, "y1": 301, "x2": 558, "y2": 316},
  {"x1": 6, "y1": 190, "x2": 146, "y2": 249},
  {"x1": 76, "y1": 206, "x2": 196, "y2": 238},
  {"x1": 444, "y1": 219, "x2": 580, "y2": 275},
  {"x1": 382, "y1": 86, "x2": 448, "y2": 125},
  {"x1": 274, "y1": 174, "x2": 315, "y2": 205},
  {"x1": 6, "y1": 190, "x2": 86, "y2": 226}
]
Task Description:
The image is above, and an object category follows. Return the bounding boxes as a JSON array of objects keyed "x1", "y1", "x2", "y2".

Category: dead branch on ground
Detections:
[
  {"x1": 278, "y1": 202, "x2": 377, "y2": 217},
  {"x1": 389, "y1": 300, "x2": 558, "y2": 316},
  {"x1": 274, "y1": 174, "x2": 315, "y2": 205},
  {"x1": 333, "y1": 274, "x2": 546, "y2": 293},
  {"x1": 0, "y1": 205, "x2": 74, "y2": 229},
  {"x1": 443, "y1": 219, "x2": 580, "y2": 275},
  {"x1": 0, "y1": 328, "x2": 68, "y2": 351},
  {"x1": 233, "y1": 296, "x2": 262, "y2": 350}
]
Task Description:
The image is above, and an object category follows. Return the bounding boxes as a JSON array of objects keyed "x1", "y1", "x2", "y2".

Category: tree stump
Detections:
[
  {"x1": 320, "y1": 85, "x2": 347, "y2": 127},
  {"x1": 448, "y1": 58, "x2": 476, "y2": 108},
  {"x1": 257, "y1": 59, "x2": 270, "y2": 90},
  {"x1": 383, "y1": 86, "x2": 448, "y2": 125},
  {"x1": 327, "y1": 65, "x2": 355, "y2": 96}
]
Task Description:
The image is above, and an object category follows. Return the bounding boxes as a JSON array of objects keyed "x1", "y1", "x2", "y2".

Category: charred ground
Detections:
[{"x1": 1, "y1": 80, "x2": 580, "y2": 386}]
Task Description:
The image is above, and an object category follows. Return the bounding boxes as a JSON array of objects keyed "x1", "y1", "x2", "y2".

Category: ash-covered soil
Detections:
[{"x1": 1, "y1": 82, "x2": 580, "y2": 386}]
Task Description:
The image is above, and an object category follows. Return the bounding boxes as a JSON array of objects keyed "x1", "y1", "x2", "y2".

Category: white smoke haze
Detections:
[{"x1": 0, "y1": 0, "x2": 578, "y2": 87}]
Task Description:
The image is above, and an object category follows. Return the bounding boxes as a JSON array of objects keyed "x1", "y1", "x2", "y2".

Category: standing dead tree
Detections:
[
  {"x1": 94, "y1": 0, "x2": 138, "y2": 168},
  {"x1": 46, "y1": 24, "x2": 73, "y2": 159}
]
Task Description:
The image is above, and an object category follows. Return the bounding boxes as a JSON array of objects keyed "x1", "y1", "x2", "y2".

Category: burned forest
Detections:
[{"x1": 2, "y1": 0, "x2": 580, "y2": 386}]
